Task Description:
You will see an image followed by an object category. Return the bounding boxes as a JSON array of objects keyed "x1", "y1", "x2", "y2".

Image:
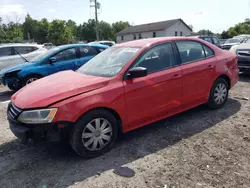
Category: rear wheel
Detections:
[
  {"x1": 208, "y1": 78, "x2": 229, "y2": 109},
  {"x1": 70, "y1": 109, "x2": 118, "y2": 158},
  {"x1": 22, "y1": 75, "x2": 42, "y2": 87}
]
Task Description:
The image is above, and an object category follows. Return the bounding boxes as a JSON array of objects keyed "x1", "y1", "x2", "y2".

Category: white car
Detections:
[
  {"x1": 88, "y1": 40, "x2": 116, "y2": 47},
  {"x1": 0, "y1": 44, "x2": 47, "y2": 70}
]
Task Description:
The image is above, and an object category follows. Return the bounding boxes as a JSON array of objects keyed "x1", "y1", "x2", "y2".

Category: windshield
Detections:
[
  {"x1": 225, "y1": 39, "x2": 241, "y2": 44},
  {"x1": 77, "y1": 47, "x2": 141, "y2": 77},
  {"x1": 30, "y1": 47, "x2": 59, "y2": 62},
  {"x1": 244, "y1": 38, "x2": 250, "y2": 43}
]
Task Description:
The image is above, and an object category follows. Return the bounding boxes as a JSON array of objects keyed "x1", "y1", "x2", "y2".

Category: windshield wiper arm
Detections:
[{"x1": 13, "y1": 48, "x2": 29, "y2": 63}]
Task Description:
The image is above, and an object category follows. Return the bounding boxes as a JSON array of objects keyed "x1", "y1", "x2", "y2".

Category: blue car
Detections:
[{"x1": 0, "y1": 43, "x2": 108, "y2": 90}]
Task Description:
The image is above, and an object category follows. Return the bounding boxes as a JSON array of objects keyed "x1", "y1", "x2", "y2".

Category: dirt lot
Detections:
[{"x1": 0, "y1": 74, "x2": 250, "y2": 188}]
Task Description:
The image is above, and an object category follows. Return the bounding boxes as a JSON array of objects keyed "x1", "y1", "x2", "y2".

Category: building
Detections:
[{"x1": 116, "y1": 18, "x2": 192, "y2": 43}]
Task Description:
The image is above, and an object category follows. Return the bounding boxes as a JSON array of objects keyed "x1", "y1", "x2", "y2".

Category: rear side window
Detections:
[
  {"x1": 133, "y1": 43, "x2": 176, "y2": 74},
  {"x1": 101, "y1": 42, "x2": 113, "y2": 47},
  {"x1": 203, "y1": 45, "x2": 214, "y2": 57},
  {"x1": 212, "y1": 37, "x2": 220, "y2": 44},
  {"x1": 176, "y1": 40, "x2": 205, "y2": 64},
  {"x1": 79, "y1": 46, "x2": 98, "y2": 57},
  {"x1": 13, "y1": 46, "x2": 38, "y2": 55},
  {"x1": 0, "y1": 47, "x2": 12, "y2": 57}
]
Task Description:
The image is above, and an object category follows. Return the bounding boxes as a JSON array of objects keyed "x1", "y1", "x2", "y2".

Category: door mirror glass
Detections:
[
  {"x1": 127, "y1": 67, "x2": 147, "y2": 79},
  {"x1": 49, "y1": 57, "x2": 56, "y2": 63}
]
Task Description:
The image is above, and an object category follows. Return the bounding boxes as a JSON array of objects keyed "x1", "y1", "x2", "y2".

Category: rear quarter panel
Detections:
[{"x1": 214, "y1": 50, "x2": 238, "y2": 88}]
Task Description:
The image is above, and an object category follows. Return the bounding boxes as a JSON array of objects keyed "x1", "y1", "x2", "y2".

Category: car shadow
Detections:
[
  {"x1": 0, "y1": 98, "x2": 241, "y2": 187},
  {"x1": 239, "y1": 73, "x2": 250, "y2": 83},
  {"x1": 0, "y1": 90, "x2": 15, "y2": 102}
]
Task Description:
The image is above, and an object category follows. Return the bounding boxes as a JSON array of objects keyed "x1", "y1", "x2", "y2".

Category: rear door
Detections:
[
  {"x1": 175, "y1": 40, "x2": 216, "y2": 108},
  {"x1": 123, "y1": 42, "x2": 183, "y2": 127},
  {"x1": 75, "y1": 46, "x2": 99, "y2": 69}
]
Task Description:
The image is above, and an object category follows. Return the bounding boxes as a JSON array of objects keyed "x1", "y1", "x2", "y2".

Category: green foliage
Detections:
[
  {"x1": 197, "y1": 29, "x2": 214, "y2": 35},
  {"x1": 0, "y1": 14, "x2": 130, "y2": 45},
  {"x1": 224, "y1": 19, "x2": 250, "y2": 38}
]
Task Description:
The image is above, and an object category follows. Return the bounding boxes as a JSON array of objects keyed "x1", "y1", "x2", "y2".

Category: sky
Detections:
[{"x1": 0, "y1": 0, "x2": 250, "y2": 33}]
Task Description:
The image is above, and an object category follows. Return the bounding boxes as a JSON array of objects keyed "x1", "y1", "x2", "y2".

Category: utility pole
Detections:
[{"x1": 90, "y1": 0, "x2": 100, "y2": 41}]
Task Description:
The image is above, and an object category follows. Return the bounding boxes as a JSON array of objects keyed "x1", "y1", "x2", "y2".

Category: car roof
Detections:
[
  {"x1": 57, "y1": 43, "x2": 108, "y2": 50},
  {"x1": 116, "y1": 37, "x2": 202, "y2": 47},
  {"x1": 0, "y1": 43, "x2": 42, "y2": 48}
]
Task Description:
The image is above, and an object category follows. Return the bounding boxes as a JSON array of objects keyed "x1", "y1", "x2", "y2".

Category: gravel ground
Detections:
[{"x1": 0, "y1": 74, "x2": 250, "y2": 188}]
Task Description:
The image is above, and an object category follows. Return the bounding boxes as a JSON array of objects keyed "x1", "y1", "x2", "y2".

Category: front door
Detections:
[
  {"x1": 48, "y1": 47, "x2": 77, "y2": 74},
  {"x1": 123, "y1": 42, "x2": 183, "y2": 128},
  {"x1": 175, "y1": 40, "x2": 216, "y2": 107}
]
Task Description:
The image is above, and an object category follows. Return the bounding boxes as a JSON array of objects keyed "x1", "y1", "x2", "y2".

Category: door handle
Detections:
[
  {"x1": 173, "y1": 74, "x2": 181, "y2": 78},
  {"x1": 207, "y1": 65, "x2": 214, "y2": 69}
]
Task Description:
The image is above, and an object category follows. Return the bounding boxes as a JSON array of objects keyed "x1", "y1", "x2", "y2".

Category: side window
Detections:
[
  {"x1": 203, "y1": 45, "x2": 214, "y2": 57},
  {"x1": 0, "y1": 47, "x2": 12, "y2": 57},
  {"x1": 79, "y1": 46, "x2": 98, "y2": 57},
  {"x1": 53, "y1": 48, "x2": 76, "y2": 62},
  {"x1": 212, "y1": 37, "x2": 219, "y2": 44},
  {"x1": 175, "y1": 40, "x2": 205, "y2": 64},
  {"x1": 13, "y1": 46, "x2": 37, "y2": 55},
  {"x1": 133, "y1": 43, "x2": 176, "y2": 74}
]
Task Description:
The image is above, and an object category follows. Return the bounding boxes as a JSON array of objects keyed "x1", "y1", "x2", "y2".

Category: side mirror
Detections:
[
  {"x1": 127, "y1": 67, "x2": 147, "y2": 79},
  {"x1": 49, "y1": 57, "x2": 56, "y2": 63}
]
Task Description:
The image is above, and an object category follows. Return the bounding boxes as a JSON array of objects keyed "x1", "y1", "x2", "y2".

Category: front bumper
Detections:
[
  {"x1": 238, "y1": 56, "x2": 250, "y2": 71},
  {"x1": 8, "y1": 117, "x2": 72, "y2": 142}
]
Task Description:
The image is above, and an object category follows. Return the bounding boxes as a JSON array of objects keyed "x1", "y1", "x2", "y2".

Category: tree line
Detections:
[
  {"x1": 196, "y1": 19, "x2": 250, "y2": 39},
  {"x1": 0, "y1": 14, "x2": 130, "y2": 45},
  {"x1": 1, "y1": 15, "x2": 250, "y2": 45}
]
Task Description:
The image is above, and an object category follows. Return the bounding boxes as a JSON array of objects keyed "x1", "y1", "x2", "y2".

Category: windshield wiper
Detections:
[{"x1": 13, "y1": 48, "x2": 29, "y2": 63}]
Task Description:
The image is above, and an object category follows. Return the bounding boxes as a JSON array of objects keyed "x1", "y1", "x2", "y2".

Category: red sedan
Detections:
[{"x1": 8, "y1": 37, "x2": 239, "y2": 158}]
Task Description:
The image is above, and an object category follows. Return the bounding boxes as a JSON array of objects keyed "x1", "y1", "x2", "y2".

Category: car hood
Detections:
[
  {"x1": 12, "y1": 70, "x2": 111, "y2": 109},
  {"x1": 222, "y1": 42, "x2": 238, "y2": 46},
  {"x1": 0, "y1": 62, "x2": 38, "y2": 76},
  {"x1": 234, "y1": 43, "x2": 250, "y2": 50}
]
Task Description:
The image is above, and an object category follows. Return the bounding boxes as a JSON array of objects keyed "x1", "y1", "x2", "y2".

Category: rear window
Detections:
[{"x1": 13, "y1": 46, "x2": 38, "y2": 55}]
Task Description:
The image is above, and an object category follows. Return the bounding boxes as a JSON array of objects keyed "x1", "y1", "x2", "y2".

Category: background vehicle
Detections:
[
  {"x1": 0, "y1": 44, "x2": 47, "y2": 70},
  {"x1": 230, "y1": 37, "x2": 250, "y2": 73},
  {"x1": 88, "y1": 40, "x2": 116, "y2": 47},
  {"x1": 0, "y1": 43, "x2": 107, "y2": 90},
  {"x1": 221, "y1": 38, "x2": 245, "y2": 50},
  {"x1": 42, "y1": 43, "x2": 55, "y2": 50},
  {"x1": 8, "y1": 37, "x2": 238, "y2": 158},
  {"x1": 219, "y1": 39, "x2": 228, "y2": 45},
  {"x1": 187, "y1": 35, "x2": 221, "y2": 48}
]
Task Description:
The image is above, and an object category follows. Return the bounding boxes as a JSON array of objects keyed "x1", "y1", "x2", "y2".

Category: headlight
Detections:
[{"x1": 18, "y1": 108, "x2": 57, "y2": 124}]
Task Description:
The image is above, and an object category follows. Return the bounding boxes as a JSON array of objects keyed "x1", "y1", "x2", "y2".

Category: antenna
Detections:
[{"x1": 90, "y1": 0, "x2": 101, "y2": 41}]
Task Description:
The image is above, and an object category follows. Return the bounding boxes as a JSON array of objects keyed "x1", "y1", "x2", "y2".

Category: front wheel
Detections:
[
  {"x1": 70, "y1": 109, "x2": 118, "y2": 158},
  {"x1": 208, "y1": 78, "x2": 229, "y2": 109},
  {"x1": 22, "y1": 75, "x2": 42, "y2": 87}
]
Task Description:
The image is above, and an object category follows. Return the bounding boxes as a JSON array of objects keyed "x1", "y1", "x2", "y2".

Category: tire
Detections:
[
  {"x1": 22, "y1": 75, "x2": 42, "y2": 87},
  {"x1": 208, "y1": 78, "x2": 229, "y2": 109},
  {"x1": 70, "y1": 109, "x2": 118, "y2": 158},
  {"x1": 8, "y1": 83, "x2": 21, "y2": 91}
]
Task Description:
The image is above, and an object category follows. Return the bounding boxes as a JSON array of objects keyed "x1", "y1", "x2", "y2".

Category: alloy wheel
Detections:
[{"x1": 26, "y1": 78, "x2": 38, "y2": 85}]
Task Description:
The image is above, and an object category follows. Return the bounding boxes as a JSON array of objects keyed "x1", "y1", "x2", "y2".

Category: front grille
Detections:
[
  {"x1": 8, "y1": 102, "x2": 22, "y2": 120},
  {"x1": 238, "y1": 61, "x2": 250, "y2": 66}
]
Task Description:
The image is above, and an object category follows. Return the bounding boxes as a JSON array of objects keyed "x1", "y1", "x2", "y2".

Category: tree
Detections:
[
  {"x1": 197, "y1": 29, "x2": 214, "y2": 35},
  {"x1": 48, "y1": 20, "x2": 74, "y2": 45},
  {"x1": 221, "y1": 30, "x2": 229, "y2": 39}
]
